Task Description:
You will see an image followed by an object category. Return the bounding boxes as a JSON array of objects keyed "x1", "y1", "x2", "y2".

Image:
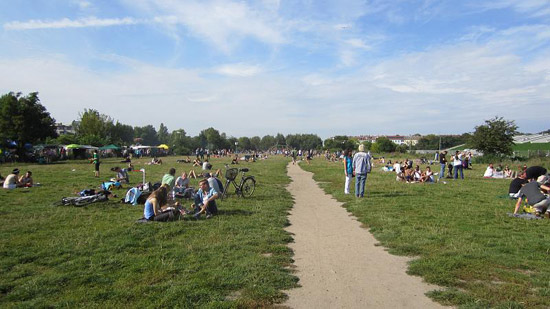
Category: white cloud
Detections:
[
  {"x1": 126, "y1": 0, "x2": 286, "y2": 52},
  {"x1": 214, "y1": 63, "x2": 262, "y2": 77},
  {"x1": 4, "y1": 17, "x2": 140, "y2": 30}
]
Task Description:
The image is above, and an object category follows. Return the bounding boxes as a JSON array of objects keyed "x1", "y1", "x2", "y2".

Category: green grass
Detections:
[
  {"x1": 513, "y1": 143, "x2": 550, "y2": 151},
  {"x1": 0, "y1": 156, "x2": 297, "y2": 307},
  {"x1": 300, "y1": 158, "x2": 550, "y2": 308}
]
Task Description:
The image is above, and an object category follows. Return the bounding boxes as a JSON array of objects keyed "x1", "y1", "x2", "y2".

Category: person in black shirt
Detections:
[
  {"x1": 525, "y1": 166, "x2": 547, "y2": 181},
  {"x1": 509, "y1": 172, "x2": 527, "y2": 198}
]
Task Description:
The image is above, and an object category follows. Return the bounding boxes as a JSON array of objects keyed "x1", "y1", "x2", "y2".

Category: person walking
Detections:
[
  {"x1": 352, "y1": 144, "x2": 372, "y2": 198},
  {"x1": 343, "y1": 149, "x2": 353, "y2": 194}
]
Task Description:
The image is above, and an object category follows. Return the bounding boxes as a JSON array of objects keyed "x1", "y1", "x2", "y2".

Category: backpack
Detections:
[{"x1": 101, "y1": 181, "x2": 121, "y2": 191}]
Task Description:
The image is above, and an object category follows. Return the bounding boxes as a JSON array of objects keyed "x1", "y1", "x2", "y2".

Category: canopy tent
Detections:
[
  {"x1": 64, "y1": 144, "x2": 98, "y2": 150},
  {"x1": 158, "y1": 144, "x2": 169, "y2": 149},
  {"x1": 99, "y1": 144, "x2": 120, "y2": 150}
]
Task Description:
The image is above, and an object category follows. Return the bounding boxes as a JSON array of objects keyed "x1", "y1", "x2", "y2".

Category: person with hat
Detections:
[
  {"x1": 352, "y1": 144, "x2": 372, "y2": 198},
  {"x1": 3, "y1": 168, "x2": 21, "y2": 189}
]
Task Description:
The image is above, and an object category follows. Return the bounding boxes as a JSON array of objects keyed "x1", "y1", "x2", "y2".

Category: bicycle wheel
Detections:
[
  {"x1": 221, "y1": 179, "x2": 231, "y2": 199},
  {"x1": 240, "y1": 177, "x2": 256, "y2": 198}
]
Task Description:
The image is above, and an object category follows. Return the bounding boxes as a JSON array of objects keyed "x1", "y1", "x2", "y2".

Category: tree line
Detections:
[{"x1": 1, "y1": 92, "x2": 522, "y2": 157}]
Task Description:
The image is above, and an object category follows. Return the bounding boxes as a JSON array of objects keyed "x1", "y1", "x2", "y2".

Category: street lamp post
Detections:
[{"x1": 235, "y1": 142, "x2": 238, "y2": 154}]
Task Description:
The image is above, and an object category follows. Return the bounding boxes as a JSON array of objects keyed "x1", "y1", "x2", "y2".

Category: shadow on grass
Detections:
[{"x1": 218, "y1": 209, "x2": 254, "y2": 217}]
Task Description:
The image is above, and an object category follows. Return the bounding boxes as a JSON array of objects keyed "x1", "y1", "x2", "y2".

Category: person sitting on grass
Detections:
[
  {"x1": 3, "y1": 169, "x2": 21, "y2": 189},
  {"x1": 143, "y1": 185, "x2": 184, "y2": 222},
  {"x1": 110, "y1": 167, "x2": 129, "y2": 183},
  {"x1": 18, "y1": 171, "x2": 33, "y2": 187},
  {"x1": 509, "y1": 172, "x2": 527, "y2": 199},
  {"x1": 191, "y1": 179, "x2": 219, "y2": 219},
  {"x1": 483, "y1": 163, "x2": 495, "y2": 178},
  {"x1": 193, "y1": 158, "x2": 202, "y2": 167},
  {"x1": 504, "y1": 165, "x2": 512, "y2": 178},
  {"x1": 420, "y1": 166, "x2": 434, "y2": 183},
  {"x1": 175, "y1": 171, "x2": 195, "y2": 199},
  {"x1": 513, "y1": 175, "x2": 550, "y2": 217},
  {"x1": 413, "y1": 165, "x2": 422, "y2": 182},
  {"x1": 231, "y1": 154, "x2": 239, "y2": 165},
  {"x1": 161, "y1": 168, "x2": 176, "y2": 189},
  {"x1": 147, "y1": 157, "x2": 163, "y2": 165}
]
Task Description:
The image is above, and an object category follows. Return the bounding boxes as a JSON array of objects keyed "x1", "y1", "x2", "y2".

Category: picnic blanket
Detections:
[{"x1": 507, "y1": 213, "x2": 542, "y2": 220}]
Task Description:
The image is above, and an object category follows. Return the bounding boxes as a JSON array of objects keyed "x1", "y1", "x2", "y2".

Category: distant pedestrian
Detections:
[
  {"x1": 439, "y1": 150, "x2": 447, "y2": 180},
  {"x1": 343, "y1": 149, "x2": 353, "y2": 195},
  {"x1": 352, "y1": 144, "x2": 372, "y2": 198},
  {"x1": 92, "y1": 150, "x2": 100, "y2": 178}
]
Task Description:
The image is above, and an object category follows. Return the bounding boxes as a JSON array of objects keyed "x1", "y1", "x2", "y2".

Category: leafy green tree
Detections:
[
  {"x1": 375, "y1": 136, "x2": 397, "y2": 153},
  {"x1": 237, "y1": 137, "x2": 251, "y2": 151},
  {"x1": 157, "y1": 123, "x2": 170, "y2": 144},
  {"x1": 468, "y1": 116, "x2": 518, "y2": 156},
  {"x1": 274, "y1": 133, "x2": 286, "y2": 147},
  {"x1": 199, "y1": 127, "x2": 224, "y2": 149},
  {"x1": 415, "y1": 134, "x2": 439, "y2": 150},
  {"x1": 170, "y1": 129, "x2": 191, "y2": 155},
  {"x1": 324, "y1": 136, "x2": 355, "y2": 150},
  {"x1": 396, "y1": 144, "x2": 408, "y2": 153},
  {"x1": 250, "y1": 136, "x2": 261, "y2": 151},
  {"x1": 75, "y1": 109, "x2": 112, "y2": 142},
  {"x1": 260, "y1": 135, "x2": 276, "y2": 150},
  {"x1": 0, "y1": 92, "x2": 57, "y2": 147},
  {"x1": 134, "y1": 125, "x2": 159, "y2": 145},
  {"x1": 109, "y1": 122, "x2": 134, "y2": 145}
]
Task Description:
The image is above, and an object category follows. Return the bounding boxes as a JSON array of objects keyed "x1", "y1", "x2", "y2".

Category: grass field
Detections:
[
  {"x1": 1, "y1": 155, "x2": 550, "y2": 308},
  {"x1": 0, "y1": 156, "x2": 297, "y2": 307},
  {"x1": 301, "y1": 157, "x2": 550, "y2": 308}
]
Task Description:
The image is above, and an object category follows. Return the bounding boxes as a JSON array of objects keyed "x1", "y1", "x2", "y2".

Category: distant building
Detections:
[
  {"x1": 513, "y1": 133, "x2": 550, "y2": 144},
  {"x1": 351, "y1": 134, "x2": 419, "y2": 146},
  {"x1": 55, "y1": 123, "x2": 75, "y2": 135}
]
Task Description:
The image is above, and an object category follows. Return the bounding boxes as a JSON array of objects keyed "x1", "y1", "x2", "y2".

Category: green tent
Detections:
[
  {"x1": 65, "y1": 144, "x2": 81, "y2": 149},
  {"x1": 99, "y1": 144, "x2": 121, "y2": 150}
]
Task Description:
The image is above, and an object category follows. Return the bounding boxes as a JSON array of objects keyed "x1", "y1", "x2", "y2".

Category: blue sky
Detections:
[{"x1": 1, "y1": 0, "x2": 549, "y2": 139}]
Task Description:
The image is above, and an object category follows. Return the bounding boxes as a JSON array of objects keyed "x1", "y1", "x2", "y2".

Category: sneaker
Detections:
[{"x1": 206, "y1": 214, "x2": 213, "y2": 219}]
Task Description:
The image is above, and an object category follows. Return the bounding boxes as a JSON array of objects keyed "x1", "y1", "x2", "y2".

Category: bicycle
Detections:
[{"x1": 221, "y1": 165, "x2": 256, "y2": 199}]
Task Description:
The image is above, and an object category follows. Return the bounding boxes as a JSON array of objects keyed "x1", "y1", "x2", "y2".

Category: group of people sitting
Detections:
[
  {"x1": 142, "y1": 167, "x2": 222, "y2": 222},
  {"x1": 391, "y1": 160, "x2": 435, "y2": 183},
  {"x1": 1, "y1": 168, "x2": 34, "y2": 189},
  {"x1": 509, "y1": 166, "x2": 550, "y2": 217},
  {"x1": 483, "y1": 163, "x2": 514, "y2": 178}
]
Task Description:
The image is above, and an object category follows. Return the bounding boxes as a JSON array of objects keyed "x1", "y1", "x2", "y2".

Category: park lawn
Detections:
[
  {"x1": 0, "y1": 156, "x2": 297, "y2": 307},
  {"x1": 300, "y1": 157, "x2": 550, "y2": 308}
]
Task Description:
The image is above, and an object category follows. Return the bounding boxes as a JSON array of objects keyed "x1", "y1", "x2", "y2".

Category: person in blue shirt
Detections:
[
  {"x1": 191, "y1": 179, "x2": 219, "y2": 219},
  {"x1": 343, "y1": 148, "x2": 353, "y2": 194}
]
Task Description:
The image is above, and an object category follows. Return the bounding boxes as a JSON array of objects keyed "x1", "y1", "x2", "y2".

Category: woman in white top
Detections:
[
  {"x1": 453, "y1": 151, "x2": 464, "y2": 179},
  {"x1": 483, "y1": 164, "x2": 494, "y2": 178}
]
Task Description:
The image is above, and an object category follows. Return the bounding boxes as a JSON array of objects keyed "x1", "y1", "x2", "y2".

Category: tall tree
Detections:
[
  {"x1": 0, "y1": 92, "x2": 57, "y2": 147},
  {"x1": 468, "y1": 116, "x2": 517, "y2": 156},
  {"x1": 374, "y1": 136, "x2": 397, "y2": 153},
  {"x1": 157, "y1": 123, "x2": 170, "y2": 144},
  {"x1": 134, "y1": 125, "x2": 159, "y2": 145},
  {"x1": 170, "y1": 129, "x2": 191, "y2": 155},
  {"x1": 260, "y1": 135, "x2": 276, "y2": 150}
]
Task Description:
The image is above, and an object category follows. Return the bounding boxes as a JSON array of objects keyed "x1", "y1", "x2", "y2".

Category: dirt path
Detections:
[{"x1": 283, "y1": 162, "x2": 445, "y2": 309}]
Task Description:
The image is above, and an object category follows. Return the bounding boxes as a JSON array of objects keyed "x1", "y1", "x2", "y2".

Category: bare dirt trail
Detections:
[{"x1": 283, "y1": 162, "x2": 445, "y2": 309}]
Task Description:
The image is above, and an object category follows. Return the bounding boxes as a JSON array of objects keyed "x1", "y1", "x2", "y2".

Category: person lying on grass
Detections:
[
  {"x1": 190, "y1": 179, "x2": 219, "y2": 219},
  {"x1": 513, "y1": 175, "x2": 550, "y2": 217},
  {"x1": 143, "y1": 185, "x2": 184, "y2": 222}
]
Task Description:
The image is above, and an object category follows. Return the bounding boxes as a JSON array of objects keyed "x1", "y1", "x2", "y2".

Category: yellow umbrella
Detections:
[{"x1": 158, "y1": 144, "x2": 169, "y2": 149}]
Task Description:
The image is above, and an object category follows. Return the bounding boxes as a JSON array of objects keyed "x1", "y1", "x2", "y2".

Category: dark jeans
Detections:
[
  {"x1": 193, "y1": 195, "x2": 218, "y2": 215},
  {"x1": 152, "y1": 209, "x2": 180, "y2": 222},
  {"x1": 454, "y1": 165, "x2": 464, "y2": 179}
]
